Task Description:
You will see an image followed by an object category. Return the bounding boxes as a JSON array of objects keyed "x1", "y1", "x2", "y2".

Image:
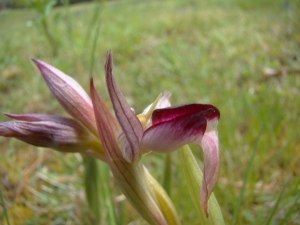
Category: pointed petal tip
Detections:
[
  {"x1": 31, "y1": 58, "x2": 44, "y2": 68},
  {"x1": 3, "y1": 113, "x2": 29, "y2": 121},
  {"x1": 31, "y1": 58, "x2": 50, "y2": 74},
  {"x1": 90, "y1": 77, "x2": 97, "y2": 97},
  {"x1": 200, "y1": 190, "x2": 209, "y2": 217},
  {"x1": 203, "y1": 202, "x2": 209, "y2": 217},
  {"x1": 105, "y1": 50, "x2": 113, "y2": 71},
  {"x1": 31, "y1": 58, "x2": 38, "y2": 63},
  {"x1": 90, "y1": 77, "x2": 94, "y2": 87},
  {"x1": 4, "y1": 113, "x2": 16, "y2": 119}
]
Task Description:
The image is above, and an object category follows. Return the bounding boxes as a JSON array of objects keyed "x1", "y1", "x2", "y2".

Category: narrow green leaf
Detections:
[
  {"x1": 230, "y1": 125, "x2": 264, "y2": 225},
  {"x1": 64, "y1": 0, "x2": 73, "y2": 43},
  {"x1": 265, "y1": 184, "x2": 286, "y2": 225},
  {"x1": 85, "y1": 0, "x2": 105, "y2": 45},
  {"x1": 87, "y1": 0, "x2": 105, "y2": 77},
  {"x1": 279, "y1": 178, "x2": 300, "y2": 225},
  {"x1": 84, "y1": 156, "x2": 102, "y2": 223},
  {"x1": 99, "y1": 161, "x2": 117, "y2": 225}
]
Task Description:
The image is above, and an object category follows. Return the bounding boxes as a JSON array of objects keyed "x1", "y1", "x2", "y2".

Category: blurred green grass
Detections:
[{"x1": 0, "y1": 0, "x2": 300, "y2": 224}]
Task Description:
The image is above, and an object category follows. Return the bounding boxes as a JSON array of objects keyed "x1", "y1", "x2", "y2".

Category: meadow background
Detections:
[{"x1": 0, "y1": 0, "x2": 299, "y2": 224}]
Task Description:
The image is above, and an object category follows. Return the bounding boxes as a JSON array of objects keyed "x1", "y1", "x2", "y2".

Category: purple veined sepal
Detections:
[
  {"x1": 32, "y1": 59, "x2": 98, "y2": 136},
  {"x1": 141, "y1": 104, "x2": 220, "y2": 216},
  {"x1": 0, "y1": 113, "x2": 96, "y2": 153},
  {"x1": 105, "y1": 51, "x2": 143, "y2": 163}
]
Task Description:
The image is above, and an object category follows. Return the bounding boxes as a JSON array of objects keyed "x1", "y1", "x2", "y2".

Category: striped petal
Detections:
[
  {"x1": 151, "y1": 104, "x2": 220, "y2": 126},
  {"x1": 105, "y1": 51, "x2": 143, "y2": 163},
  {"x1": 32, "y1": 59, "x2": 98, "y2": 136},
  {"x1": 141, "y1": 111, "x2": 207, "y2": 152},
  {"x1": 0, "y1": 114, "x2": 92, "y2": 152}
]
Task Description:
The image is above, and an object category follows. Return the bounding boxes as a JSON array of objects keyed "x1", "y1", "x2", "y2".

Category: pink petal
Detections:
[
  {"x1": 0, "y1": 114, "x2": 91, "y2": 152},
  {"x1": 90, "y1": 78, "x2": 121, "y2": 160},
  {"x1": 156, "y1": 91, "x2": 172, "y2": 109},
  {"x1": 141, "y1": 111, "x2": 207, "y2": 152},
  {"x1": 200, "y1": 128, "x2": 220, "y2": 217},
  {"x1": 151, "y1": 104, "x2": 220, "y2": 126},
  {"x1": 143, "y1": 104, "x2": 220, "y2": 216},
  {"x1": 32, "y1": 59, "x2": 98, "y2": 136},
  {"x1": 105, "y1": 51, "x2": 143, "y2": 163},
  {"x1": 5, "y1": 113, "x2": 74, "y2": 122}
]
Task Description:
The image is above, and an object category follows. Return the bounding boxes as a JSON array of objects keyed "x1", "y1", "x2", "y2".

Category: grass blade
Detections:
[
  {"x1": 64, "y1": 0, "x2": 73, "y2": 43},
  {"x1": 264, "y1": 183, "x2": 286, "y2": 225},
  {"x1": 279, "y1": 178, "x2": 300, "y2": 225},
  {"x1": 99, "y1": 161, "x2": 117, "y2": 225},
  {"x1": 0, "y1": 188, "x2": 10, "y2": 225},
  {"x1": 87, "y1": 0, "x2": 105, "y2": 77},
  {"x1": 230, "y1": 125, "x2": 264, "y2": 225}
]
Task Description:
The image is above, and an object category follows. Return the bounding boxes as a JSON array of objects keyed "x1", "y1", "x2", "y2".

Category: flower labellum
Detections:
[{"x1": 141, "y1": 104, "x2": 220, "y2": 216}]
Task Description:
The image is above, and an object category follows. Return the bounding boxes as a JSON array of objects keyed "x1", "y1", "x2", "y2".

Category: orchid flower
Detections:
[{"x1": 0, "y1": 51, "x2": 221, "y2": 223}]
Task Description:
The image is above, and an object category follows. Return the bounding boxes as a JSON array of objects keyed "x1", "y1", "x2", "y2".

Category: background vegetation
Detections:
[{"x1": 0, "y1": 0, "x2": 299, "y2": 224}]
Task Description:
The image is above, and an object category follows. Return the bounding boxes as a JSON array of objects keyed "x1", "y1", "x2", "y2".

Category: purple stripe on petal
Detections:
[
  {"x1": 152, "y1": 104, "x2": 220, "y2": 126},
  {"x1": 90, "y1": 78, "x2": 120, "y2": 160},
  {"x1": 142, "y1": 112, "x2": 207, "y2": 153},
  {"x1": 105, "y1": 51, "x2": 143, "y2": 163},
  {"x1": 5, "y1": 113, "x2": 78, "y2": 125},
  {"x1": 0, "y1": 116, "x2": 91, "y2": 153},
  {"x1": 143, "y1": 103, "x2": 220, "y2": 217}
]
